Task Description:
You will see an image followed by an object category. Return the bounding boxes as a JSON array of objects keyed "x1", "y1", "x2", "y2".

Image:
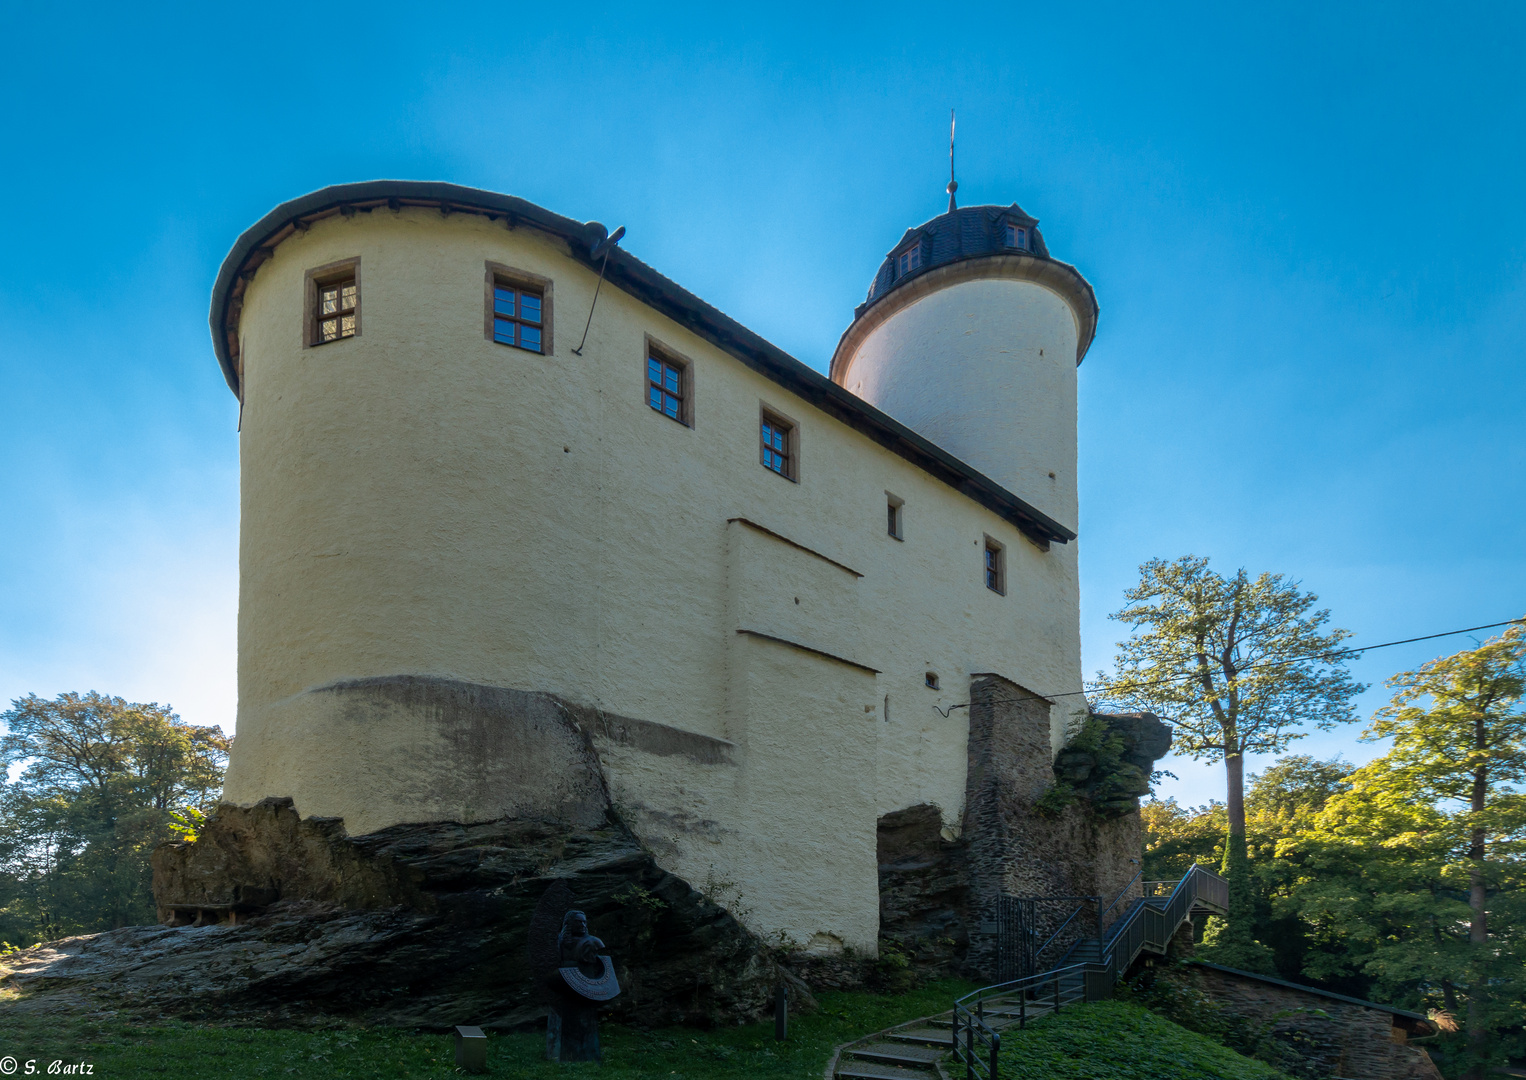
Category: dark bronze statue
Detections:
[{"x1": 528, "y1": 881, "x2": 621, "y2": 1062}]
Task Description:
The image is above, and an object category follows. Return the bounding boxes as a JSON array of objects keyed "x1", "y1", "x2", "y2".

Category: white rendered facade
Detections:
[{"x1": 213, "y1": 184, "x2": 1097, "y2": 954}]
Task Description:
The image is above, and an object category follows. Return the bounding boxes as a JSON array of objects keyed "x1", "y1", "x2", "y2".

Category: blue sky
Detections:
[{"x1": 1, "y1": 2, "x2": 1522, "y2": 805}]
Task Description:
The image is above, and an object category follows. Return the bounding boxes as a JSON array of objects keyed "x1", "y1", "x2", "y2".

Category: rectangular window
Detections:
[
  {"x1": 485, "y1": 263, "x2": 553, "y2": 355},
  {"x1": 318, "y1": 280, "x2": 358, "y2": 342},
  {"x1": 493, "y1": 284, "x2": 543, "y2": 352},
  {"x1": 1004, "y1": 223, "x2": 1027, "y2": 250},
  {"x1": 896, "y1": 244, "x2": 922, "y2": 277},
  {"x1": 760, "y1": 410, "x2": 796, "y2": 480},
  {"x1": 646, "y1": 347, "x2": 689, "y2": 425},
  {"x1": 886, "y1": 493, "x2": 904, "y2": 539},
  {"x1": 305, "y1": 258, "x2": 361, "y2": 347},
  {"x1": 984, "y1": 536, "x2": 1006, "y2": 594}
]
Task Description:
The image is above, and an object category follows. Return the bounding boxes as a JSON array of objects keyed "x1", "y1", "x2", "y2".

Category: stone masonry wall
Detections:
[
  {"x1": 1182, "y1": 964, "x2": 1443, "y2": 1080},
  {"x1": 951, "y1": 675, "x2": 1148, "y2": 979}
]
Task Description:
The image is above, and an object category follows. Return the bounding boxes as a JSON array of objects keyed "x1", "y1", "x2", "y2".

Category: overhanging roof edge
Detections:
[{"x1": 209, "y1": 180, "x2": 1075, "y2": 546}]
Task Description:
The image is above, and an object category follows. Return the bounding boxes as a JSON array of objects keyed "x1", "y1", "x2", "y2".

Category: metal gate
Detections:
[
  {"x1": 996, "y1": 895, "x2": 1102, "y2": 983},
  {"x1": 995, "y1": 895, "x2": 1036, "y2": 983}
]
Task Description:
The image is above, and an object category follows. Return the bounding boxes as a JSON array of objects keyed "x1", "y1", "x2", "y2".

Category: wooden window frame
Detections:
[
  {"x1": 304, "y1": 258, "x2": 361, "y2": 348},
  {"x1": 886, "y1": 492, "x2": 905, "y2": 540},
  {"x1": 895, "y1": 241, "x2": 923, "y2": 278},
  {"x1": 983, "y1": 534, "x2": 1007, "y2": 595},
  {"x1": 484, "y1": 262, "x2": 554, "y2": 355},
  {"x1": 644, "y1": 336, "x2": 694, "y2": 427},
  {"x1": 1004, "y1": 222, "x2": 1028, "y2": 251},
  {"x1": 759, "y1": 404, "x2": 798, "y2": 482}
]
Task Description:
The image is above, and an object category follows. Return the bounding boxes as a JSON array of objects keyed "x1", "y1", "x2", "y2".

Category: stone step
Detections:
[
  {"x1": 834, "y1": 1061, "x2": 939, "y2": 1080},
  {"x1": 849, "y1": 1041, "x2": 945, "y2": 1068},
  {"x1": 883, "y1": 1027, "x2": 955, "y2": 1046}
]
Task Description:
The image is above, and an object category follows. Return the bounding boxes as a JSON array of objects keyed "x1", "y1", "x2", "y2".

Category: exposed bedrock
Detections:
[{"x1": 0, "y1": 797, "x2": 789, "y2": 1028}]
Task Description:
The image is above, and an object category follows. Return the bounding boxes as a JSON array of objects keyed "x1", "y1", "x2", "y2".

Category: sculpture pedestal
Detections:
[{"x1": 546, "y1": 1002, "x2": 601, "y2": 1062}]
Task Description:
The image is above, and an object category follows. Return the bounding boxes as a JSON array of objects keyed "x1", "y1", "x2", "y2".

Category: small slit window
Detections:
[
  {"x1": 984, "y1": 536, "x2": 1006, "y2": 595},
  {"x1": 886, "y1": 494, "x2": 904, "y2": 540},
  {"x1": 760, "y1": 410, "x2": 796, "y2": 481},
  {"x1": 925, "y1": 672, "x2": 940, "y2": 690},
  {"x1": 1004, "y1": 223, "x2": 1028, "y2": 251},
  {"x1": 493, "y1": 283, "x2": 543, "y2": 352},
  {"x1": 647, "y1": 349, "x2": 688, "y2": 425}
]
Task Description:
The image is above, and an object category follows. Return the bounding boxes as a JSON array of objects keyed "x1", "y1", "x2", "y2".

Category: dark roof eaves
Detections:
[
  {"x1": 1184, "y1": 960, "x2": 1431, "y2": 1022},
  {"x1": 208, "y1": 180, "x2": 1075, "y2": 547}
]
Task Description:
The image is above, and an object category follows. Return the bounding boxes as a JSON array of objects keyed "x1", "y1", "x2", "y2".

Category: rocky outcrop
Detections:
[
  {"x1": 1, "y1": 798, "x2": 791, "y2": 1029},
  {"x1": 942, "y1": 679, "x2": 1173, "y2": 980},
  {"x1": 876, "y1": 803, "x2": 969, "y2": 976},
  {"x1": 1053, "y1": 712, "x2": 1173, "y2": 816}
]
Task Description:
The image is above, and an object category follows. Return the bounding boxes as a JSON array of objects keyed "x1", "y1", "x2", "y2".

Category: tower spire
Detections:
[{"x1": 946, "y1": 108, "x2": 958, "y2": 213}]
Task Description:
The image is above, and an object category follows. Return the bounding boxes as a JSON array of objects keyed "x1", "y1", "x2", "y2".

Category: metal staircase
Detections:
[{"x1": 827, "y1": 864, "x2": 1229, "y2": 1080}]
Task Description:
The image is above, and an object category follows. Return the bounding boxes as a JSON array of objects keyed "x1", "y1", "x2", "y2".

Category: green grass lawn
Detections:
[
  {"x1": 0, "y1": 979, "x2": 973, "y2": 1079},
  {"x1": 995, "y1": 999, "x2": 1290, "y2": 1080}
]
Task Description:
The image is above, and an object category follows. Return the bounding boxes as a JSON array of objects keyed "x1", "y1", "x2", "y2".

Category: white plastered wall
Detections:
[
  {"x1": 224, "y1": 207, "x2": 1086, "y2": 952},
  {"x1": 837, "y1": 278, "x2": 1081, "y2": 534}
]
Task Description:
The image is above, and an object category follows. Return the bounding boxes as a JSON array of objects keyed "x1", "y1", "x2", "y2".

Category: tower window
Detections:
[
  {"x1": 886, "y1": 493, "x2": 904, "y2": 540},
  {"x1": 925, "y1": 672, "x2": 940, "y2": 690},
  {"x1": 984, "y1": 536, "x2": 1006, "y2": 595},
  {"x1": 647, "y1": 346, "x2": 690, "y2": 425},
  {"x1": 896, "y1": 243, "x2": 922, "y2": 277},
  {"x1": 485, "y1": 262, "x2": 554, "y2": 355},
  {"x1": 305, "y1": 258, "x2": 361, "y2": 347},
  {"x1": 1004, "y1": 223, "x2": 1028, "y2": 251},
  {"x1": 494, "y1": 284, "x2": 543, "y2": 352},
  {"x1": 760, "y1": 409, "x2": 797, "y2": 481}
]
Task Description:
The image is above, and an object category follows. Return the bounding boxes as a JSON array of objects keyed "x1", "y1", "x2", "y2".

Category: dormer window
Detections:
[
  {"x1": 1004, "y1": 223, "x2": 1028, "y2": 251},
  {"x1": 896, "y1": 243, "x2": 922, "y2": 277}
]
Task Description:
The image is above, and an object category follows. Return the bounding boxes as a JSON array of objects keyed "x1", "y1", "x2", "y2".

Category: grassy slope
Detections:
[
  {"x1": 0, "y1": 980, "x2": 973, "y2": 1079},
  {"x1": 0, "y1": 986, "x2": 1287, "y2": 1079},
  {"x1": 997, "y1": 999, "x2": 1290, "y2": 1080}
]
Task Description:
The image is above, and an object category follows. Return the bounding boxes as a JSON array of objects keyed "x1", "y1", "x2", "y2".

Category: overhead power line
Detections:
[{"x1": 931, "y1": 617, "x2": 1526, "y2": 718}]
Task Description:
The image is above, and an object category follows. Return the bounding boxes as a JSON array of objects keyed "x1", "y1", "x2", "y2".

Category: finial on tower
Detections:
[{"x1": 946, "y1": 108, "x2": 958, "y2": 213}]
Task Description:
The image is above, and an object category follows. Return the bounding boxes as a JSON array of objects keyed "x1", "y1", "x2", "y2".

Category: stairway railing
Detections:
[
  {"x1": 952, "y1": 962, "x2": 1089, "y2": 1080},
  {"x1": 951, "y1": 864, "x2": 1230, "y2": 1080}
]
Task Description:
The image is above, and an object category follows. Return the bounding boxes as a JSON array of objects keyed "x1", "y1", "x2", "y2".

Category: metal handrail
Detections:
[
  {"x1": 955, "y1": 864, "x2": 1231, "y2": 1078},
  {"x1": 953, "y1": 962, "x2": 1094, "y2": 1080},
  {"x1": 1099, "y1": 869, "x2": 1141, "y2": 923},
  {"x1": 1032, "y1": 897, "x2": 1100, "y2": 962}
]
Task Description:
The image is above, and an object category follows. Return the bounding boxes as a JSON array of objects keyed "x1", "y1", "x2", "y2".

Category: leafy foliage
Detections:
[
  {"x1": 0, "y1": 692, "x2": 228, "y2": 944},
  {"x1": 1098, "y1": 556, "x2": 1362, "y2": 977},
  {"x1": 1095, "y1": 556, "x2": 1363, "y2": 820},
  {"x1": 1138, "y1": 622, "x2": 1526, "y2": 1076}
]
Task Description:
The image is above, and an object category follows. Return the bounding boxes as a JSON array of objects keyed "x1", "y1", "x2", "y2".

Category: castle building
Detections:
[{"x1": 209, "y1": 180, "x2": 1115, "y2": 960}]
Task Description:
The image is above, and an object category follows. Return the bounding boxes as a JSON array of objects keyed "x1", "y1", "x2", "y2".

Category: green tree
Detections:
[
  {"x1": 1143, "y1": 756, "x2": 1352, "y2": 980},
  {"x1": 1096, "y1": 557, "x2": 1364, "y2": 971},
  {"x1": 1330, "y1": 623, "x2": 1526, "y2": 1078},
  {"x1": 0, "y1": 692, "x2": 228, "y2": 942}
]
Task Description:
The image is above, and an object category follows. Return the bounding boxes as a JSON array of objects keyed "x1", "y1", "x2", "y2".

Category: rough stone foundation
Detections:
[
  {"x1": 1180, "y1": 962, "x2": 1443, "y2": 1080},
  {"x1": 1, "y1": 798, "x2": 793, "y2": 1028}
]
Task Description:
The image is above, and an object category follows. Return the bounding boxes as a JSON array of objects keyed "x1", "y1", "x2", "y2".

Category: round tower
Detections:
[{"x1": 830, "y1": 203, "x2": 1097, "y2": 533}]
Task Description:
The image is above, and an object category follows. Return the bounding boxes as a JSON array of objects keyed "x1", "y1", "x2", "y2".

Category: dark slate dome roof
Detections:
[{"x1": 857, "y1": 203, "x2": 1048, "y2": 318}]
